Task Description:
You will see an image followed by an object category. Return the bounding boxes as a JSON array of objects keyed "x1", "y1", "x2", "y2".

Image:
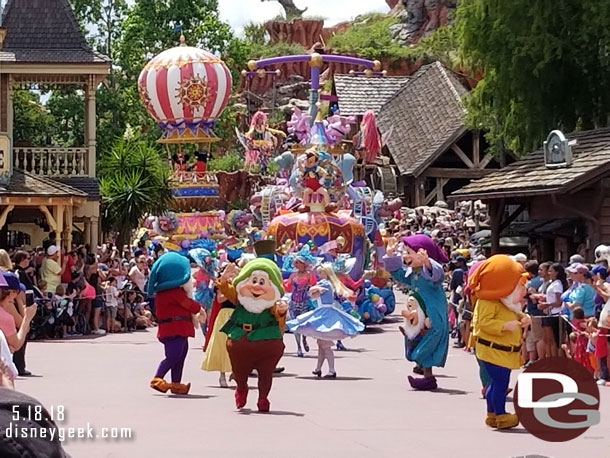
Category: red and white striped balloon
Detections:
[{"x1": 138, "y1": 43, "x2": 232, "y2": 129}]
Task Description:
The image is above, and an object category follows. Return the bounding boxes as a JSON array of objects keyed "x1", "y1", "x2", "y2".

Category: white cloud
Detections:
[{"x1": 218, "y1": 0, "x2": 390, "y2": 35}]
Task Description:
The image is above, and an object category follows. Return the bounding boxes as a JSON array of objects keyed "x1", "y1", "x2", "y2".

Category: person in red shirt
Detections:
[
  {"x1": 147, "y1": 253, "x2": 206, "y2": 395},
  {"x1": 60, "y1": 248, "x2": 75, "y2": 285}
]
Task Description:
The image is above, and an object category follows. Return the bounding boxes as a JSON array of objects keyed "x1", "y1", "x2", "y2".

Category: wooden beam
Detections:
[
  {"x1": 480, "y1": 153, "x2": 494, "y2": 169},
  {"x1": 0, "y1": 196, "x2": 85, "y2": 206},
  {"x1": 451, "y1": 143, "x2": 475, "y2": 169},
  {"x1": 426, "y1": 167, "x2": 492, "y2": 179},
  {"x1": 39, "y1": 205, "x2": 57, "y2": 231},
  {"x1": 499, "y1": 204, "x2": 527, "y2": 233},
  {"x1": 0, "y1": 205, "x2": 14, "y2": 230},
  {"x1": 489, "y1": 199, "x2": 505, "y2": 254},
  {"x1": 436, "y1": 178, "x2": 448, "y2": 202},
  {"x1": 473, "y1": 130, "x2": 481, "y2": 167}
]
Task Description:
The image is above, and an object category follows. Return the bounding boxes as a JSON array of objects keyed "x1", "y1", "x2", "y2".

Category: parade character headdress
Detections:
[
  {"x1": 402, "y1": 234, "x2": 449, "y2": 264},
  {"x1": 319, "y1": 240, "x2": 338, "y2": 255},
  {"x1": 294, "y1": 245, "x2": 317, "y2": 266},
  {"x1": 147, "y1": 252, "x2": 191, "y2": 297},
  {"x1": 332, "y1": 254, "x2": 357, "y2": 274},
  {"x1": 233, "y1": 258, "x2": 284, "y2": 314},
  {"x1": 467, "y1": 255, "x2": 527, "y2": 301}
]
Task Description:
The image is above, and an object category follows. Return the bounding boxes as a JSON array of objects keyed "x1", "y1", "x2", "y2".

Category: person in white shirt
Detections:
[
  {"x1": 0, "y1": 329, "x2": 17, "y2": 388},
  {"x1": 103, "y1": 277, "x2": 121, "y2": 332},
  {"x1": 129, "y1": 256, "x2": 148, "y2": 294},
  {"x1": 537, "y1": 263, "x2": 568, "y2": 357}
]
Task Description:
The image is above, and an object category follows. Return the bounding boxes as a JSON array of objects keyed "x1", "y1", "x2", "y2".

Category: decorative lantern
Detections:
[{"x1": 138, "y1": 36, "x2": 232, "y2": 143}]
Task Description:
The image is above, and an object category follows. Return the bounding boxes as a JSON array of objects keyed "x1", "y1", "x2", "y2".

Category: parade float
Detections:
[
  {"x1": 136, "y1": 35, "x2": 237, "y2": 252},
  {"x1": 242, "y1": 53, "x2": 398, "y2": 322}
]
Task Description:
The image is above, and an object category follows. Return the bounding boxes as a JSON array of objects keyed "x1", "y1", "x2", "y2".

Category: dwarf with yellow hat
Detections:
[{"x1": 468, "y1": 255, "x2": 531, "y2": 430}]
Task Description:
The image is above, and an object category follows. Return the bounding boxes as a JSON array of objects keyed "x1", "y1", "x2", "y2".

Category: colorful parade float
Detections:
[{"x1": 135, "y1": 37, "x2": 400, "y2": 323}]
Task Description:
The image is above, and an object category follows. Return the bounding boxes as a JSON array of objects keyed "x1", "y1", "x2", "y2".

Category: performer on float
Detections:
[
  {"x1": 287, "y1": 264, "x2": 364, "y2": 378},
  {"x1": 384, "y1": 234, "x2": 449, "y2": 390},
  {"x1": 468, "y1": 255, "x2": 530, "y2": 430},
  {"x1": 353, "y1": 109, "x2": 381, "y2": 164},
  {"x1": 244, "y1": 111, "x2": 286, "y2": 175},
  {"x1": 201, "y1": 265, "x2": 236, "y2": 388},
  {"x1": 284, "y1": 245, "x2": 317, "y2": 357},
  {"x1": 148, "y1": 253, "x2": 206, "y2": 395},
  {"x1": 299, "y1": 149, "x2": 331, "y2": 212},
  {"x1": 218, "y1": 252, "x2": 287, "y2": 412}
]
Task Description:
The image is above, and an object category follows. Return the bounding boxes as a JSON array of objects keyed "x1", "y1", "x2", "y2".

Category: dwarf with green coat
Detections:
[{"x1": 218, "y1": 257, "x2": 288, "y2": 412}]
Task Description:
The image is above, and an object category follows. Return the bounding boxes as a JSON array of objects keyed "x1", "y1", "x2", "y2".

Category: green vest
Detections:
[{"x1": 220, "y1": 305, "x2": 282, "y2": 341}]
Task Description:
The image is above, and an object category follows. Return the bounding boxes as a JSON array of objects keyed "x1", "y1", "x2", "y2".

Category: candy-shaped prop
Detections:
[{"x1": 138, "y1": 36, "x2": 232, "y2": 143}]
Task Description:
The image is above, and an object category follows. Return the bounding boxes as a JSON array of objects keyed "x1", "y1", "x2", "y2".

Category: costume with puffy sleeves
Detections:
[
  {"x1": 384, "y1": 234, "x2": 449, "y2": 391},
  {"x1": 148, "y1": 253, "x2": 201, "y2": 395},
  {"x1": 219, "y1": 256, "x2": 287, "y2": 412},
  {"x1": 469, "y1": 254, "x2": 528, "y2": 430}
]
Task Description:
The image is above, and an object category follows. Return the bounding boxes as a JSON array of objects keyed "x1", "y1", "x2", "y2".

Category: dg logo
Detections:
[{"x1": 514, "y1": 357, "x2": 601, "y2": 441}]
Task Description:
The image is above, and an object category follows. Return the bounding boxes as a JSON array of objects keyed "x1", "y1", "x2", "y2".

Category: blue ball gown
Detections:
[{"x1": 286, "y1": 279, "x2": 365, "y2": 341}]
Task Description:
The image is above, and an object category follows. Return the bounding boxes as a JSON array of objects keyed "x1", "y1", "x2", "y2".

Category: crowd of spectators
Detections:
[{"x1": 0, "y1": 242, "x2": 159, "y2": 385}]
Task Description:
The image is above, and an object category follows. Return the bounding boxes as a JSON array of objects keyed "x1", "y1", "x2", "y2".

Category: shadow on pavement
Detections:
[
  {"x1": 295, "y1": 375, "x2": 372, "y2": 381},
  {"x1": 433, "y1": 374, "x2": 457, "y2": 379},
  {"x1": 497, "y1": 428, "x2": 529, "y2": 434},
  {"x1": 238, "y1": 408, "x2": 304, "y2": 417},
  {"x1": 429, "y1": 387, "x2": 469, "y2": 395},
  {"x1": 156, "y1": 394, "x2": 217, "y2": 399}
]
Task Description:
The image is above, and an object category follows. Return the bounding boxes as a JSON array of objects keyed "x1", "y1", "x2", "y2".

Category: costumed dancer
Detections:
[
  {"x1": 201, "y1": 265, "x2": 236, "y2": 388},
  {"x1": 190, "y1": 248, "x2": 217, "y2": 344},
  {"x1": 287, "y1": 264, "x2": 364, "y2": 378},
  {"x1": 218, "y1": 254, "x2": 288, "y2": 412},
  {"x1": 299, "y1": 149, "x2": 331, "y2": 212},
  {"x1": 148, "y1": 253, "x2": 207, "y2": 395},
  {"x1": 384, "y1": 234, "x2": 449, "y2": 390},
  {"x1": 244, "y1": 111, "x2": 285, "y2": 174},
  {"x1": 284, "y1": 246, "x2": 317, "y2": 357},
  {"x1": 468, "y1": 255, "x2": 531, "y2": 430}
]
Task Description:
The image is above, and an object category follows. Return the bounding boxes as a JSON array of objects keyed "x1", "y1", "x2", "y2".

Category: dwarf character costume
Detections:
[
  {"x1": 468, "y1": 255, "x2": 529, "y2": 430},
  {"x1": 218, "y1": 255, "x2": 287, "y2": 412},
  {"x1": 384, "y1": 234, "x2": 449, "y2": 390},
  {"x1": 148, "y1": 252, "x2": 203, "y2": 395}
]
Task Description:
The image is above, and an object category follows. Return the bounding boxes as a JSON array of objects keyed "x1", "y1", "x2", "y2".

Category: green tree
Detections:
[
  {"x1": 457, "y1": 0, "x2": 610, "y2": 155},
  {"x1": 99, "y1": 138, "x2": 173, "y2": 247},
  {"x1": 12, "y1": 90, "x2": 54, "y2": 146},
  {"x1": 45, "y1": 89, "x2": 85, "y2": 147}
]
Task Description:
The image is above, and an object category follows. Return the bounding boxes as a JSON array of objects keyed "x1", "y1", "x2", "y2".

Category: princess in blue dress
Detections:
[{"x1": 287, "y1": 264, "x2": 364, "y2": 378}]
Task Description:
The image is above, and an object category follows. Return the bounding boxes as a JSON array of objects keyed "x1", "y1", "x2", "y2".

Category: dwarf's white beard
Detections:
[
  {"x1": 238, "y1": 285, "x2": 280, "y2": 314},
  {"x1": 182, "y1": 280, "x2": 193, "y2": 299},
  {"x1": 404, "y1": 305, "x2": 426, "y2": 340},
  {"x1": 500, "y1": 286, "x2": 523, "y2": 313}
]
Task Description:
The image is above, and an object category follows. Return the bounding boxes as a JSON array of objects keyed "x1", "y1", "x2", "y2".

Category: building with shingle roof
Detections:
[
  {"x1": 376, "y1": 62, "x2": 500, "y2": 206},
  {"x1": 0, "y1": 0, "x2": 110, "y2": 249},
  {"x1": 334, "y1": 74, "x2": 409, "y2": 116},
  {"x1": 450, "y1": 127, "x2": 610, "y2": 261}
]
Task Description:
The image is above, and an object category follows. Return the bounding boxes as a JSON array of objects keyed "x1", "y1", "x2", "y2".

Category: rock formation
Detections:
[{"x1": 389, "y1": 0, "x2": 456, "y2": 45}]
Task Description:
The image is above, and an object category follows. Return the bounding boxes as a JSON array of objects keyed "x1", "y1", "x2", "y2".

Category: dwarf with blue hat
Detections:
[{"x1": 148, "y1": 252, "x2": 207, "y2": 395}]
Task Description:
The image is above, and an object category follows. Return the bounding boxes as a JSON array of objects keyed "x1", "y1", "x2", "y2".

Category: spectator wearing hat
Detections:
[
  {"x1": 41, "y1": 246, "x2": 63, "y2": 293},
  {"x1": 565, "y1": 263, "x2": 597, "y2": 318},
  {"x1": 590, "y1": 264, "x2": 610, "y2": 315},
  {"x1": 511, "y1": 253, "x2": 527, "y2": 268},
  {"x1": 569, "y1": 254, "x2": 586, "y2": 265},
  {"x1": 0, "y1": 273, "x2": 36, "y2": 356}
]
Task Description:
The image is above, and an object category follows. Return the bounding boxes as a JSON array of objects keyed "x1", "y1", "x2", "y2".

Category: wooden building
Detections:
[
  {"x1": 450, "y1": 128, "x2": 610, "y2": 263},
  {"x1": 0, "y1": 0, "x2": 111, "y2": 249},
  {"x1": 377, "y1": 62, "x2": 500, "y2": 206}
]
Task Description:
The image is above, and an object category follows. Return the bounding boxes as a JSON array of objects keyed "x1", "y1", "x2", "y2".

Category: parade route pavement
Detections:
[{"x1": 15, "y1": 306, "x2": 610, "y2": 458}]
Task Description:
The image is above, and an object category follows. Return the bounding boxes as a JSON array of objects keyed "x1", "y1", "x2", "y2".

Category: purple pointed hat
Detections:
[{"x1": 401, "y1": 234, "x2": 449, "y2": 264}]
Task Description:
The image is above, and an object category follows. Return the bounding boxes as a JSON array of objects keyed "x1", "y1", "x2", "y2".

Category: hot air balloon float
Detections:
[{"x1": 135, "y1": 35, "x2": 239, "y2": 253}]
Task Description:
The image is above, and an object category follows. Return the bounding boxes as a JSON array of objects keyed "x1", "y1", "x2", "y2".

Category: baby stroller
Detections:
[{"x1": 28, "y1": 295, "x2": 63, "y2": 340}]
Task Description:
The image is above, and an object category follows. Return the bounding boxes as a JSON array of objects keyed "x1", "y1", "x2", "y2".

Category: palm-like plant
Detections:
[{"x1": 100, "y1": 138, "x2": 173, "y2": 247}]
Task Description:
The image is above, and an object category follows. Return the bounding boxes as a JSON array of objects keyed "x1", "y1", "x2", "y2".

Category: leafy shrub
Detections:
[{"x1": 207, "y1": 151, "x2": 244, "y2": 172}]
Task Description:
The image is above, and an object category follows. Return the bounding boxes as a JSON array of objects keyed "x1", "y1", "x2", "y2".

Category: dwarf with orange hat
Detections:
[{"x1": 468, "y1": 255, "x2": 531, "y2": 430}]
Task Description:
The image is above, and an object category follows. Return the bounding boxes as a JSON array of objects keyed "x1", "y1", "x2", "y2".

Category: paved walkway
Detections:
[{"x1": 15, "y1": 303, "x2": 610, "y2": 458}]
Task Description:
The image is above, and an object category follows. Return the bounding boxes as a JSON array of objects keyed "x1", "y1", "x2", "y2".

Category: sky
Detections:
[{"x1": 218, "y1": 0, "x2": 390, "y2": 35}]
